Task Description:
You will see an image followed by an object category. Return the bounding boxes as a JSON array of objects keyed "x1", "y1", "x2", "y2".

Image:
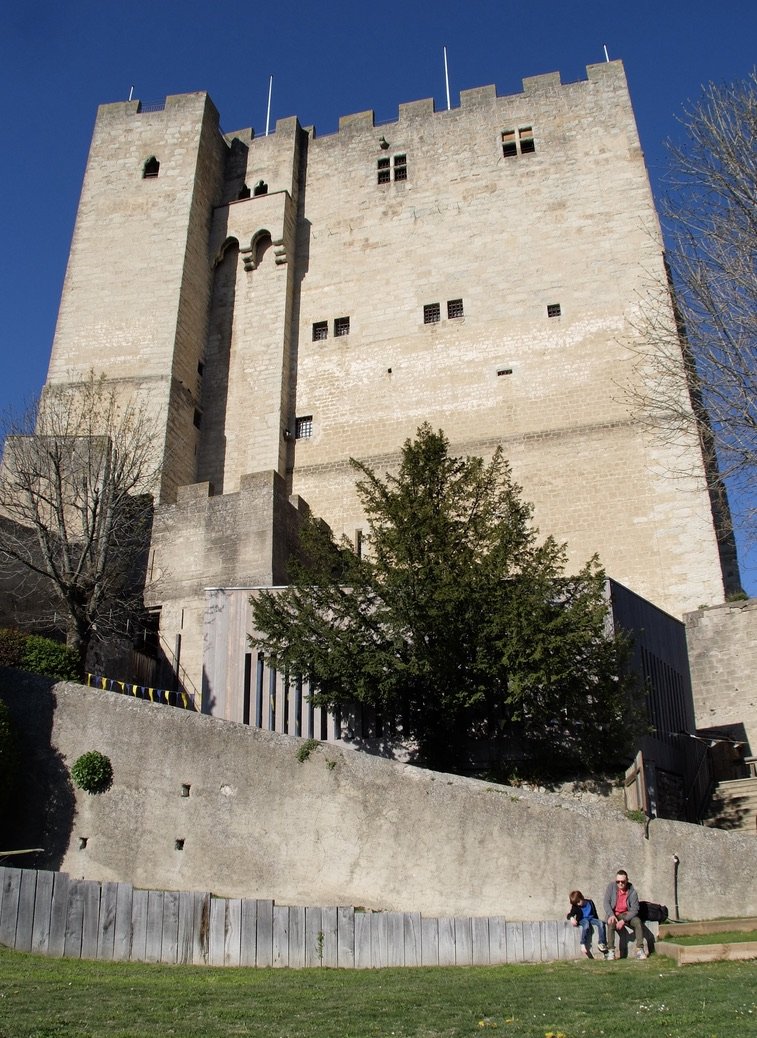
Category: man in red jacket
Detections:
[{"x1": 603, "y1": 868, "x2": 646, "y2": 959}]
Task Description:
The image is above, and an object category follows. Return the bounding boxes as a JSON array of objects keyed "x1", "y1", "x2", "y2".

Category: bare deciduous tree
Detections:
[
  {"x1": 629, "y1": 70, "x2": 756, "y2": 545},
  {"x1": 0, "y1": 374, "x2": 161, "y2": 669}
]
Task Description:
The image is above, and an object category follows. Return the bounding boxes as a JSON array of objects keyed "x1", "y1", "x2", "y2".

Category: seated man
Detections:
[{"x1": 603, "y1": 868, "x2": 646, "y2": 959}]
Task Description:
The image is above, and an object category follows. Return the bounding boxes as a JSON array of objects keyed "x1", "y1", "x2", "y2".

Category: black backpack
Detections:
[{"x1": 639, "y1": 901, "x2": 668, "y2": 923}]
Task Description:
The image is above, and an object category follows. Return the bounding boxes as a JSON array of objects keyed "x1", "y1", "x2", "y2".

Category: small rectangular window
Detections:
[
  {"x1": 519, "y1": 127, "x2": 535, "y2": 154},
  {"x1": 423, "y1": 303, "x2": 441, "y2": 324},
  {"x1": 547, "y1": 303, "x2": 561, "y2": 318},
  {"x1": 447, "y1": 299, "x2": 464, "y2": 320},
  {"x1": 193, "y1": 409, "x2": 202, "y2": 429},
  {"x1": 497, "y1": 368, "x2": 513, "y2": 377},
  {"x1": 501, "y1": 127, "x2": 535, "y2": 158},
  {"x1": 501, "y1": 130, "x2": 517, "y2": 158},
  {"x1": 377, "y1": 157, "x2": 391, "y2": 184},
  {"x1": 334, "y1": 316, "x2": 350, "y2": 337},
  {"x1": 394, "y1": 154, "x2": 407, "y2": 181},
  {"x1": 312, "y1": 321, "x2": 328, "y2": 341},
  {"x1": 295, "y1": 415, "x2": 313, "y2": 439}
]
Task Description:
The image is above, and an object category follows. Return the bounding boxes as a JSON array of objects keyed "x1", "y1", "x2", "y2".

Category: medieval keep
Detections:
[{"x1": 33, "y1": 61, "x2": 744, "y2": 774}]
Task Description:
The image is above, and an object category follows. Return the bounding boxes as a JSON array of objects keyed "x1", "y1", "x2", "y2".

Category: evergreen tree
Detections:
[{"x1": 252, "y1": 425, "x2": 635, "y2": 774}]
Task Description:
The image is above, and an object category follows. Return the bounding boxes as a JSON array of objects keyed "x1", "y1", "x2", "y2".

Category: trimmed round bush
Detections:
[{"x1": 71, "y1": 750, "x2": 113, "y2": 794}]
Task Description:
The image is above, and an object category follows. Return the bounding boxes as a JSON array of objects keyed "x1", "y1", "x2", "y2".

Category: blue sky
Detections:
[{"x1": 1, "y1": 0, "x2": 755, "y2": 593}]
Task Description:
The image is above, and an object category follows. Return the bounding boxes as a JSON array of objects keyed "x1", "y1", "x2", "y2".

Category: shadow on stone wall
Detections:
[{"x1": 0, "y1": 667, "x2": 75, "y2": 869}]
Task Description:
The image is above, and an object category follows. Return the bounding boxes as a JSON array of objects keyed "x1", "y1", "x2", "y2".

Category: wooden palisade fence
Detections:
[{"x1": 0, "y1": 866, "x2": 586, "y2": 968}]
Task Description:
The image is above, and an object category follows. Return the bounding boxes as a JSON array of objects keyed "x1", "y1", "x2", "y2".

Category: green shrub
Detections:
[
  {"x1": 0, "y1": 629, "x2": 26, "y2": 669},
  {"x1": 0, "y1": 629, "x2": 80, "y2": 680},
  {"x1": 0, "y1": 701, "x2": 20, "y2": 819},
  {"x1": 71, "y1": 751, "x2": 113, "y2": 794},
  {"x1": 22, "y1": 636, "x2": 80, "y2": 681}
]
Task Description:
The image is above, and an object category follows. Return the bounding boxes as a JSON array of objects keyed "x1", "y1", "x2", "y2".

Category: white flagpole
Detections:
[
  {"x1": 265, "y1": 75, "x2": 273, "y2": 136},
  {"x1": 443, "y1": 46, "x2": 451, "y2": 111}
]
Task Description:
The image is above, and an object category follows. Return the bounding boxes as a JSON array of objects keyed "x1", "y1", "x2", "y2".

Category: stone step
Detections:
[{"x1": 703, "y1": 777, "x2": 757, "y2": 832}]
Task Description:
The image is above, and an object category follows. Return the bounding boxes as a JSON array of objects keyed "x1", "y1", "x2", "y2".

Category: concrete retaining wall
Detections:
[{"x1": 1, "y1": 673, "x2": 755, "y2": 921}]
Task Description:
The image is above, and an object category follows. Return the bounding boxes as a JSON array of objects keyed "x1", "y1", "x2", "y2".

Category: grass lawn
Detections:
[
  {"x1": 2, "y1": 948, "x2": 757, "y2": 1038},
  {"x1": 664, "y1": 930, "x2": 757, "y2": 946}
]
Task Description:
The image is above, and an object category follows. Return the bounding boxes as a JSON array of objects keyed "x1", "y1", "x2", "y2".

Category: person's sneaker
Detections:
[
  {"x1": 635, "y1": 948, "x2": 648, "y2": 959},
  {"x1": 580, "y1": 945, "x2": 589, "y2": 956},
  {"x1": 598, "y1": 942, "x2": 608, "y2": 953},
  {"x1": 609, "y1": 948, "x2": 620, "y2": 960}
]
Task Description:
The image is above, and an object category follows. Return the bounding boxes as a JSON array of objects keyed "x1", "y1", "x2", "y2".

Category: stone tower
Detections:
[{"x1": 43, "y1": 61, "x2": 738, "y2": 700}]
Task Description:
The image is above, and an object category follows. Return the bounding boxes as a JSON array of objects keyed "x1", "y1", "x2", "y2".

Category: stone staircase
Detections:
[{"x1": 704, "y1": 776, "x2": 757, "y2": 832}]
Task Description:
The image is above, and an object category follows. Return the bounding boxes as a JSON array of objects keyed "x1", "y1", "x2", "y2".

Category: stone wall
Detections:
[
  {"x1": 686, "y1": 598, "x2": 757, "y2": 755},
  {"x1": 2, "y1": 674, "x2": 755, "y2": 921}
]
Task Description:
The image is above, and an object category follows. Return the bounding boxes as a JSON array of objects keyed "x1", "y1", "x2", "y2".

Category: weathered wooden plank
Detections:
[
  {"x1": 130, "y1": 889, "x2": 149, "y2": 962},
  {"x1": 113, "y1": 883, "x2": 133, "y2": 962},
  {"x1": 63, "y1": 879, "x2": 86, "y2": 959},
  {"x1": 48, "y1": 871, "x2": 71, "y2": 957},
  {"x1": 354, "y1": 911, "x2": 372, "y2": 968},
  {"x1": 337, "y1": 906, "x2": 355, "y2": 969},
  {"x1": 506, "y1": 921, "x2": 523, "y2": 963},
  {"x1": 488, "y1": 917, "x2": 507, "y2": 964},
  {"x1": 420, "y1": 915, "x2": 439, "y2": 966},
  {"x1": 176, "y1": 891, "x2": 195, "y2": 965},
  {"x1": 454, "y1": 917, "x2": 473, "y2": 966},
  {"x1": 14, "y1": 869, "x2": 38, "y2": 953},
  {"x1": 320, "y1": 906, "x2": 338, "y2": 968},
  {"x1": 256, "y1": 899, "x2": 274, "y2": 967},
  {"x1": 0, "y1": 867, "x2": 21, "y2": 950},
  {"x1": 225, "y1": 898, "x2": 242, "y2": 967},
  {"x1": 369, "y1": 912, "x2": 388, "y2": 968},
  {"x1": 305, "y1": 906, "x2": 323, "y2": 967},
  {"x1": 438, "y1": 917, "x2": 456, "y2": 966},
  {"x1": 80, "y1": 880, "x2": 101, "y2": 959},
  {"x1": 287, "y1": 905, "x2": 306, "y2": 968},
  {"x1": 385, "y1": 912, "x2": 404, "y2": 967},
  {"x1": 471, "y1": 916, "x2": 490, "y2": 965},
  {"x1": 272, "y1": 904, "x2": 290, "y2": 967},
  {"x1": 541, "y1": 920, "x2": 559, "y2": 962},
  {"x1": 403, "y1": 912, "x2": 422, "y2": 967},
  {"x1": 522, "y1": 921, "x2": 540, "y2": 962},
  {"x1": 97, "y1": 882, "x2": 119, "y2": 960},
  {"x1": 161, "y1": 889, "x2": 180, "y2": 964},
  {"x1": 192, "y1": 892, "x2": 210, "y2": 965},
  {"x1": 240, "y1": 898, "x2": 257, "y2": 967},
  {"x1": 31, "y1": 869, "x2": 55, "y2": 955},
  {"x1": 144, "y1": 890, "x2": 164, "y2": 963},
  {"x1": 208, "y1": 897, "x2": 226, "y2": 966}
]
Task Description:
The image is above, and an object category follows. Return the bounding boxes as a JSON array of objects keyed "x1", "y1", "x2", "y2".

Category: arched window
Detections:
[
  {"x1": 253, "y1": 180, "x2": 268, "y2": 196},
  {"x1": 143, "y1": 156, "x2": 160, "y2": 179}
]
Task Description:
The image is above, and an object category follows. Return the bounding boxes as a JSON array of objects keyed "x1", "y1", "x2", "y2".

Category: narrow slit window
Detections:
[
  {"x1": 334, "y1": 316, "x2": 350, "y2": 337},
  {"x1": 312, "y1": 321, "x2": 328, "y2": 341},
  {"x1": 424, "y1": 303, "x2": 441, "y2": 324},
  {"x1": 296, "y1": 415, "x2": 313, "y2": 439},
  {"x1": 447, "y1": 298, "x2": 464, "y2": 320},
  {"x1": 193, "y1": 409, "x2": 202, "y2": 429}
]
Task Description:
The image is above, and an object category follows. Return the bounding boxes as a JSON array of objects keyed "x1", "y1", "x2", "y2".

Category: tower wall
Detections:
[
  {"x1": 281, "y1": 62, "x2": 727, "y2": 617},
  {"x1": 46, "y1": 92, "x2": 227, "y2": 503}
]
